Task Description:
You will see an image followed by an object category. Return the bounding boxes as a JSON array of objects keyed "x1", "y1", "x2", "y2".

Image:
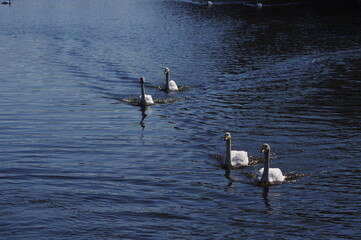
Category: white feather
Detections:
[
  {"x1": 138, "y1": 94, "x2": 154, "y2": 105},
  {"x1": 230, "y1": 150, "x2": 249, "y2": 166},
  {"x1": 167, "y1": 80, "x2": 178, "y2": 91},
  {"x1": 224, "y1": 132, "x2": 249, "y2": 167},
  {"x1": 254, "y1": 167, "x2": 285, "y2": 183},
  {"x1": 138, "y1": 77, "x2": 154, "y2": 106},
  {"x1": 164, "y1": 67, "x2": 178, "y2": 92},
  {"x1": 254, "y1": 143, "x2": 285, "y2": 183}
]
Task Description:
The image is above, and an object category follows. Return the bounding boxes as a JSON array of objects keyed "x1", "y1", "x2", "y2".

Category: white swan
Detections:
[
  {"x1": 1, "y1": 0, "x2": 11, "y2": 5},
  {"x1": 207, "y1": 1, "x2": 213, "y2": 6},
  {"x1": 138, "y1": 77, "x2": 154, "y2": 106},
  {"x1": 164, "y1": 67, "x2": 178, "y2": 92},
  {"x1": 256, "y1": 0, "x2": 262, "y2": 8},
  {"x1": 254, "y1": 143, "x2": 285, "y2": 183},
  {"x1": 224, "y1": 132, "x2": 249, "y2": 168}
]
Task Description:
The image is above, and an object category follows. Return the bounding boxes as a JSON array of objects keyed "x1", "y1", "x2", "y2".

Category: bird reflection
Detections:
[
  {"x1": 224, "y1": 169, "x2": 235, "y2": 187},
  {"x1": 262, "y1": 186, "x2": 272, "y2": 212},
  {"x1": 139, "y1": 106, "x2": 148, "y2": 130}
]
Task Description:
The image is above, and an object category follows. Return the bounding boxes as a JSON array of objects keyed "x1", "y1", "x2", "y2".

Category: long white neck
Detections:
[
  {"x1": 141, "y1": 82, "x2": 146, "y2": 100},
  {"x1": 225, "y1": 139, "x2": 232, "y2": 167},
  {"x1": 261, "y1": 149, "x2": 270, "y2": 182},
  {"x1": 165, "y1": 71, "x2": 170, "y2": 86}
]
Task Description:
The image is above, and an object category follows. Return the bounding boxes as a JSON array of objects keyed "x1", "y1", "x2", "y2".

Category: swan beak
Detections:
[{"x1": 261, "y1": 144, "x2": 269, "y2": 153}]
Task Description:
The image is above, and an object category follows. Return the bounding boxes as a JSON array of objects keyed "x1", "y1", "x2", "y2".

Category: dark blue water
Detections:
[{"x1": 1, "y1": 0, "x2": 360, "y2": 239}]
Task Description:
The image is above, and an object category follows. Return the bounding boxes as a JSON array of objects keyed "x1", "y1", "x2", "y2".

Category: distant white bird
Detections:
[
  {"x1": 163, "y1": 67, "x2": 178, "y2": 92},
  {"x1": 138, "y1": 77, "x2": 154, "y2": 106},
  {"x1": 1, "y1": 0, "x2": 11, "y2": 5},
  {"x1": 254, "y1": 143, "x2": 285, "y2": 183},
  {"x1": 207, "y1": 1, "x2": 213, "y2": 6},
  {"x1": 224, "y1": 132, "x2": 249, "y2": 168},
  {"x1": 256, "y1": 0, "x2": 262, "y2": 8}
]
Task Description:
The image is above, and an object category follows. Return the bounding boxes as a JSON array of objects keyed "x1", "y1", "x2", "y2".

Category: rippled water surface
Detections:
[{"x1": 1, "y1": 0, "x2": 360, "y2": 239}]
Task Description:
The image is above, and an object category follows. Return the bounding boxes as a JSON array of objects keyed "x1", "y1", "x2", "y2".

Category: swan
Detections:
[
  {"x1": 256, "y1": 0, "x2": 262, "y2": 8},
  {"x1": 163, "y1": 67, "x2": 178, "y2": 92},
  {"x1": 207, "y1": 1, "x2": 212, "y2": 6},
  {"x1": 138, "y1": 77, "x2": 154, "y2": 106},
  {"x1": 1, "y1": 0, "x2": 11, "y2": 5},
  {"x1": 224, "y1": 132, "x2": 249, "y2": 168},
  {"x1": 254, "y1": 143, "x2": 285, "y2": 183}
]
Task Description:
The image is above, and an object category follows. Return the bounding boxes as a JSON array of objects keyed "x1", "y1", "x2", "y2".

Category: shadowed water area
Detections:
[{"x1": 0, "y1": 0, "x2": 360, "y2": 239}]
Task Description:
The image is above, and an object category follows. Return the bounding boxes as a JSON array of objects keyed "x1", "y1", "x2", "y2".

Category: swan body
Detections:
[
  {"x1": 164, "y1": 67, "x2": 178, "y2": 92},
  {"x1": 2, "y1": 0, "x2": 11, "y2": 5},
  {"x1": 224, "y1": 132, "x2": 249, "y2": 168},
  {"x1": 207, "y1": 1, "x2": 213, "y2": 6},
  {"x1": 254, "y1": 143, "x2": 285, "y2": 183},
  {"x1": 138, "y1": 77, "x2": 154, "y2": 106},
  {"x1": 254, "y1": 167, "x2": 285, "y2": 183},
  {"x1": 256, "y1": 0, "x2": 262, "y2": 8}
]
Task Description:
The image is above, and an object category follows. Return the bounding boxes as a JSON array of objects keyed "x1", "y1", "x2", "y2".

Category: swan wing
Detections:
[
  {"x1": 230, "y1": 150, "x2": 249, "y2": 166},
  {"x1": 254, "y1": 168, "x2": 264, "y2": 182},
  {"x1": 268, "y1": 168, "x2": 285, "y2": 182},
  {"x1": 138, "y1": 94, "x2": 154, "y2": 105},
  {"x1": 144, "y1": 94, "x2": 154, "y2": 105},
  {"x1": 164, "y1": 80, "x2": 179, "y2": 91}
]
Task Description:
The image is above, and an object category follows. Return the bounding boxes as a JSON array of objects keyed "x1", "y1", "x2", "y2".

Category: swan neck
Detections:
[
  {"x1": 261, "y1": 149, "x2": 270, "y2": 182},
  {"x1": 141, "y1": 82, "x2": 145, "y2": 98},
  {"x1": 225, "y1": 139, "x2": 231, "y2": 167},
  {"x1": 166, "y1": 71, "x2": 170, "y2": 85}
]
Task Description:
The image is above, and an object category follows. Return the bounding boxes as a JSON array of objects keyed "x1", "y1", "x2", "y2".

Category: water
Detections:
[{"x1": 1, "y1": 0, "x2": 360, "y2": 239}]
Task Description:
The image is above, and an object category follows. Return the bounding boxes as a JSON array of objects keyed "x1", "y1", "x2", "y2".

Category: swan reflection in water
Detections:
[
  {"x1": 224, "y1": 169, "x2": 235, "y2": 187},
  {"x1": 262, "y1": 186, "x2": 272, "y2": 212},
  {"x1": 139, "y1": 106, "x2": 151, "y2": 130},
  {"x1": 1, "y1": 0, "x2": 11, "y2": 5}
]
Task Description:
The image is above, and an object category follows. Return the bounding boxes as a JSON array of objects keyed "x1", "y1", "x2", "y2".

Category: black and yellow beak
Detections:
[{"x1": 260, "y1": 144, "x2": 268, "y2": 153}]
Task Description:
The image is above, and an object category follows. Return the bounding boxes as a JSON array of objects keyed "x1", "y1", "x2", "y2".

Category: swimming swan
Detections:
[
  {"x1": 207, "y1": 1, "x2": 213, "y2": 6},
  {"x1": 254, "y1": 143, "x2": 285, "y2": 183},
  {"x1": 256, "y1": 0, "x2": 262, "y2": 8},
  {"x1": 1, "y1": 0, "x2": 11, "y2": 5},
  {"x1": 164, "y1": 67, "x2": 178, "y2": 92},
  {"x1": 138, "y1": 77, "x2": 154, "y2": 106},
  {"x1": 224, "y1": 132, "x2": 249, "y2": 168}
]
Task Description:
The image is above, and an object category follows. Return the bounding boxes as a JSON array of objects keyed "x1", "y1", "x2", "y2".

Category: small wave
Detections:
[
  {"x1": 285, "y1": 172, "x2": 310, "y2": 182},
  {"x1": 239, "y1": 0, "x2": 305, "y2": 7},
  {"x1": 117, "y1": 97, "x2": 138, "y2": 106},
  {"x1": 151, "y1": 85, "x2": 192, "y2": 92},
  {"x1": 214, "y1": 154, "x2": 271, "y2": 169},
  {"x1": 117, "y1": 97, "x2": 185, "y2": 106},
  {"x1": 244, "y1": 171, "x2": 309, "y2": 186},
  {"x1": 182, "y1": 0, "x2": 304, "y2": 8},
  {"x1": 248, "y1": 156, "x2": 265, "y2": 166}
]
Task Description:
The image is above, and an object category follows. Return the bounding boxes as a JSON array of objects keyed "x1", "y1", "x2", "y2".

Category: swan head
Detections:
[
  {"x1": 224, "y1": 132, "x2": 231, "y2": 141},
  {"x1": 140, "y1": 77, "x2": 145, "y2": 84},
  {"x1": 164, "y1": 67, "x2": 170, "y2": 74},
  {"x1": 261, "y1": 143, "x2": 270, "y2": 153}
]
